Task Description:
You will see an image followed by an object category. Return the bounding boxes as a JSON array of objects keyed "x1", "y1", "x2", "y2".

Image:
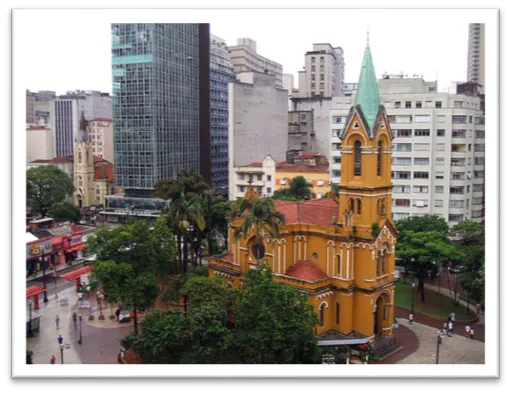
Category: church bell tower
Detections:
[{"x1": 73, "y1": 111, "x2": 95, "y2": 208}]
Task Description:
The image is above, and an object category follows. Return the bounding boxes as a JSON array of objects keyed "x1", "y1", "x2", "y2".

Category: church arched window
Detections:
[
  {"x1": 377, "y1": 141, "x2": 383, "y2": 176},
  {"x1": 319, "y1": 303, "x2": 326, "y2": 326},
  {"x1": 381, "y1": 198, "x2": 386, "y2": 215},
  {"x1": 357, "y1": 199, "x2": 362, "y2": 214},
  {"x1": 336, "y1": 255, "x2": 341, "y2": 276},
  {"x1": 78, "y1": 152, "x2": 82, "y2": 164},
  {"x1": 354, "y1": 141, "x2": 362, "y2": 176},
  {"x1": 349, "y1": 198, "x2": 355, "y2": 213}
]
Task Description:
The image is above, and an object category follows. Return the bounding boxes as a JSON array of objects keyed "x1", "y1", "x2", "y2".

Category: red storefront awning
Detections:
[
  {"x1": 26, "y1": 286, "x2": 46, "y2": 298},
  {"x1": 66, "y1": 244, "x2": 85, "y2": 252},
  {"x1": 60, "y1": 266, "x2": 91, "y2": 281}
]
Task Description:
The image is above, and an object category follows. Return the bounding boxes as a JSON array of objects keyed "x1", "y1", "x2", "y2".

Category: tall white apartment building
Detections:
[
  {"x1": 330, "y1": 77, "x2": 485, "y2": 226},
  {"x1": 467, "y1": 23, "x2": 485, "y2": 93},
  {"x1": 87, "y1": 118, "x2": 114, "y2": 163},
  {"x1": 228, "y1": 38, "x2": 284, "y2": 88}
]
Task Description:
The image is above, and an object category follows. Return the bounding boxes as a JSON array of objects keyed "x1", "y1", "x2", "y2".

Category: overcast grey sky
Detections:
[{"x1": 17, "y1": 9, "x2": 473, "y2": 95}]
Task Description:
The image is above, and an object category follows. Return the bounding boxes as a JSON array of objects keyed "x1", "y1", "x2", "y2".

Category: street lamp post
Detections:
[
  {"x1": 78, "y1": 313, "x2": 83, "y2": 345},
  {"x1": 436, "y1": 331, "x2": 442, "y2": 364},
  {"x1": 411, "y1": 282, "x2": 416, "y2": 316},
  {"x1": 40, "y1": 256, "x2": 48, "y2": 303},
  {"x1": 54, "y1": 264, "x2": 59, "y2": 299},
  {"x1": 60, "y1": 343, "x2": 64, "y2": 364},
  {"x1": 28, "y1": 299, "x2": 33, "y2": 337}
]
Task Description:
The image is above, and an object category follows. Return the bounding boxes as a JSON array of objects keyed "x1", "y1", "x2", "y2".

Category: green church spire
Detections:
[{"x1": 354, "y1": 38, "x2": 380, "y2": 130}]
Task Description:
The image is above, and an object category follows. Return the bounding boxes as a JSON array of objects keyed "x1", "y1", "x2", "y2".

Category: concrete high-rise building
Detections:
[
  {"x1": 228, "y1": 71, "x2": 288, "y2": 200},
  {"x1": 228, "y1": 38, "x2": 284, "y2": 88},
  {"x1": 297, "y1": 43, "x2": 344, "y2": 98},
  {"x1": 210, "y1": 34, "x2": 235, "y2": 197},
  {"x1": 26, "y1": 90, "x2": 35, "y2": 124},
  {"x1": 26, "y1": 125, "x2": 53, "y2": 162},
  {"x1": 87, "y1": 118, "x2": 114, "y2": 163},
  {"x1": 283, "y1": 73, "x2": 295, "y2": 111},
  {"x1": 467, "y1": 23, "x2": 485, "y2": 93},
  {"x1": 111, "y1": 23, "x2": 210, "y2": 198},
  {"x1": 51, "y1": 90, "x2": 112, "y2": 157},
  {"x1": 330, "y1": 76, "x2": 485, "y2": 226}
]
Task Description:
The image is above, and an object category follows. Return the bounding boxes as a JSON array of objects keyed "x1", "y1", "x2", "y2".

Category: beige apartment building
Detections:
[
  {"x1": 87, "y1": 118, "x2": 114, "y2": 163},
  {"x1": 26, "y1": 125, "x2": 54, "y2": 162},
  {"x1": 228, "y1": 38, "x2": 283, "y2": 88}
]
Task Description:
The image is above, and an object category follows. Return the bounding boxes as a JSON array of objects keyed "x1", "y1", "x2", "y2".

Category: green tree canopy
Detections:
[
  {"x1": 229, "y1": 198, "x2": 285, "y2": 264},
  {"x1": 397, "y1": 230, "x2": 463, "y2": 302},
  {"x1": 450, "y1": 221, "x2": 484, "y2": 245},
  {"x1": 27, "y1": 165, "x2": 74, "y2": 217},
  {"x1": 154, "y1": 169, "x2": 211, "y2": 201},
  {"x1": 224, "y1": 267, "x2": 320, "y2": 364},
  {"x1": 272, "y1": 176, "x2": 312, "y2": 201},
  {"x1": 48, "y1": 202, "x2": 81, "y2": 223},
  {"x1": 88, "y1": 217, "x2": 177, "y2": 333},
  {"x1": 396, "y1": 214, "x2": 450, "y2": 238}
]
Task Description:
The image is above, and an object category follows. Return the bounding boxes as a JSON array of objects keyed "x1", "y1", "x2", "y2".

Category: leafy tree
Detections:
[
  {"x1": 27, "y1": 165, "x2": 74, "y2": 217},
  {"x1": 132, "y1": 309, "x2": 191, "y2": 364},
  {"x1": 48, "y1": 202, "x2": 81, "y2": 223},
  {"x1": 451, "y1": 221, "x2": 485, "y2": 310},
  {"x1": 230, "y1": 198, "x2": 285, "y2": 265},
  {"x1": 170, "y1": 192, "x2": 206, "y2": 272},
  {"x1": 224, "y1": 267, "x2": 321, "y2": 364},
  {"x1": 180, "y1": 276, "x2": 238, "y2": 309},
  {"x1": 450, "y1": 221, "x2": 484, "y2": 245},
  {"x1": 88, "y1": 217, "x2": 177, "y2": 334},
  {"x1": 396, "y1": 230, "x2": 463, "y2": 303},
  {"x1": 322, "y1": 184, "x2": 340, "y2": 199},
  {"x1": 271, "y1": 192, "x2": 299, "y2": 201},
  {"x1": 155, "y1": 169, "x2": 211, "y2": 201},
  {"x1": 272, "y1": 176, "x2": 312, "y2": 200},
  {"x1": 396, "y1": 214, "x2": 450, "y2": 237}
]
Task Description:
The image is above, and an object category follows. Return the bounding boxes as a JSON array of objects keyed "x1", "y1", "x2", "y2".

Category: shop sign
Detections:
[
  {"x1": 26, "y1": 238, "x2": 52, "y2": 259},
  {"x1": 70, "y1": 234, "x2": 82, "y2": 247}
]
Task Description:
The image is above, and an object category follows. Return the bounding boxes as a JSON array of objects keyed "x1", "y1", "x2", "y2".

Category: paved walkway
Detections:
[
  {"x1": 394, "y1": 318, "x2": 484, "y2": 364},
  {"x1": 377, "y1": 324, "x2": 419, "y2": 364},
  {"x1": 27, "y1": 286, "x2": 83, "y2": 364},
  {"x1": 27, "y1": 285, "x2": 132, "y2": 364}
]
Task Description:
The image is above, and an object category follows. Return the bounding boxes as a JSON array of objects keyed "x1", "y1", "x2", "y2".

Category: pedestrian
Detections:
[
  {"x1": 470, "y1": 326, "x2": 475, "y2": 340},
  {"x1": 447, "y1": 314, "x2": 452, "y2": 323},
  {"x1": 72, "y1": 311, "x2": 77, "y2": 327},
  {"x1": 465, "y1": 324, "x2": 470, "y2": 338},
  {"x1": 58, "y1": 334, "x2": 63, "y2": 345},
  {"x1": 409, "y1": 312, "x2": 414, "y2": 324},
  {"x1": 451, "y1": 312, "x2": 456, "y2": 322},
  {"x1": 442, "y1": 321, "x2": 447, "y2": 336},
  {"x1": 50, "y1": 355, "x2": 56, "y2": 364},
  {"x1": 476, "y1": 303, "x2": 481, "y2": 314},
  {"x1": 55, "y1": 314, "x2": 60, "y2": 330},
  {"x1": 78, "y1": 292, "x2": 83, "y2": 306},
  {"x1": 448, "y1": 321, "x2": 453, "y2": 337},
  {"x1": 118, "y1": 349, "x2": 126, "y2": 363}
]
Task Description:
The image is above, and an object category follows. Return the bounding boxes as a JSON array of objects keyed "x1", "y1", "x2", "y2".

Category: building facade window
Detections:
[
  {"x1": 413, "y1": 172, "x2": 429, "y2": 179},
  {"x1": 354, "y1": 141, "x2": 362, "y2": 176},
  {"x1": 394, "y1": 185, "x2": 411, "y2": 193},
  {"x1": 414, "y1": 157, "x2": 429, "y2": 166},
  {"x1": 414, "y1": 129, "x2": 430, "y2": 137},
  {"x1": 436, "y1": 157, "x2": 445, "y2": 165},
  {"x1": 377, "y1": 141, "x2": 382, "y2": 176},
  {"x1": 435, "y1": 186, "x2": 444, "y2": 194},
  {"x1": 437, "y1": 129, "x2": 445, "y2": 137}
]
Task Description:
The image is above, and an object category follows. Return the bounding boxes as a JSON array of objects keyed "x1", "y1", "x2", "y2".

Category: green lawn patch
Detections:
[{"x1": 394, "y1": 281, "x2": 476, "y2": 321}]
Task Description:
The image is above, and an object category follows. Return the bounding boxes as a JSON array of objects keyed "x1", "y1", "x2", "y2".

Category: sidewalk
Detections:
[
  {"x1": 26, "y1": 259, "x2": 87, "y2": 282},
  {"x1": 394, "y1": 318, "x2": 484, "y2": 364},
  {"x1": 27, "y1": 286, "x2": 83, "y2": 364}
]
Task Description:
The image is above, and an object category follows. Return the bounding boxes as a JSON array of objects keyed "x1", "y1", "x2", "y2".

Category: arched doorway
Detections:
[{"x1": 373, "y1": 292, "x2": 391, "y2": 337}]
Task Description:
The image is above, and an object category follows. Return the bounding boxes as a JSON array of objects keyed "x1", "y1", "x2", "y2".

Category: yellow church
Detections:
[{"x1": 209, "y1": 41, "x2": 397, "y2": 349}]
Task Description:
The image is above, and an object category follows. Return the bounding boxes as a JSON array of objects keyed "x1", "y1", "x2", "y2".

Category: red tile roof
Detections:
[
  {"x1": 31, "y1": 155, "x2": 74, "y2": 164},
  {"x1": 276, "y1": 163, "x2": 329, "y2": 173},
  {"x1": 27, "y1": 126, "x2": 50, "y2": 131},
  {"x1": 247, "y1": 162, "x2": 263, "y2": 167},
  {"x1": 94, "y1": 161, "x2": 114, "y2": 181},
  {"x1": 274, "y1": 198, "x2": 338, "y2": 226},
  {"x1": 286, "y1": 260, "x2": 328, "y2": 282}
]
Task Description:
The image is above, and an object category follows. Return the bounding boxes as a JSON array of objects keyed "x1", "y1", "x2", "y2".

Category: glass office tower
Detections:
[{"x1": 112, "y1": 23, "x2": 208, "y2": 198}]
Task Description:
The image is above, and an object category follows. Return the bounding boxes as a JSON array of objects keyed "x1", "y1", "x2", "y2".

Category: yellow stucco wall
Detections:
[{"x1": 209, "y1": 105, "x2": 397, "y2": 341}]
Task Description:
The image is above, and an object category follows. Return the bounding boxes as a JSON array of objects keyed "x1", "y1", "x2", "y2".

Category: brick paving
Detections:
[
  {"x1": 394, "y1": 318, "x2": 484, "y2": 364},
  {"x1": 376, "y1": 324, "x2": 419, "y2": 364}
]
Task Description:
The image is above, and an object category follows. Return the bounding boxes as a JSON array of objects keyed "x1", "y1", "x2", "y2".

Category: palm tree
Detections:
[
  {"x1": 170, "y1": 193, "x2": 206, "y2": 273},
  {"x1": 230, "y1": 197, "x2": 285, "y2": 266}
]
